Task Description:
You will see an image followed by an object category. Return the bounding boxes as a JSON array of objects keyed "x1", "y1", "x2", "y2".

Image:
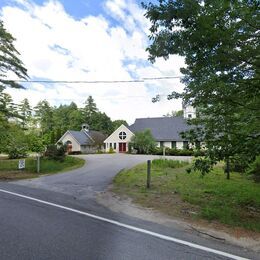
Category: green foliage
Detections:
[
  {"x1": 150, "y1": 147, "x2": 204, "y2": 156},
  {"x1": 18, "y1": 98, "x2": 32, "y2": 129},
  {"x1": 5, "y1": 145, "x2": 28, "y2": 159},
  {"x1": 82, "y1": 95, "x2": 113, "y2": 134},
  {"x1": 0, "y1": 20, "x2": 28, "y2": 89},
  {"x1": 143, "y1": 0, "x2": 260, "y2": 177},
  {"x1": 130, "y1": 129, "x2": 156, "y2": 154},
  {"x1": 44, "y1": 144, "x2": 66, "y2": 161},
  {"x1": 164, "y1": 110, "x2": 183, "y2": 117},
  {"x1": 2, "y1": 124, "x2": 29, "y2": 159},
  {"x1": 108, "y1": 147, "x2": 115, "y2": 154},
  {"x1": 192, "y1": 158, "x2": 214, "y2": 177},
  {"x1": 34, "y1": 100, "x2": 54, "y2": 134},
  {"x1": 112, "y1": 119, "x2": 128, "y2": 131},
  {"x1": 27, "y1": 132, "x2": 45, "y2": 153},
  {"x1": 113, "y1": 163, "x2": 260, "y2": 231},
  {"x1": 0, "y1": 156, "x2": 85, "y2": 178},
  {"x1": 247, "y1": 156, "x2": 260, "y2": 183}
]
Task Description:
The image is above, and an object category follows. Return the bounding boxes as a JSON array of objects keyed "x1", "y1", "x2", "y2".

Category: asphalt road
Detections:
[{"x1": 0, "y1": 154, "x2": 258, "y2": 259}]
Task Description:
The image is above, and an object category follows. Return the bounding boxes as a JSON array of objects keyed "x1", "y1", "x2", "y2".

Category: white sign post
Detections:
[{"x1": 18, "y1": 159, "x2": 25, "y2": 170}]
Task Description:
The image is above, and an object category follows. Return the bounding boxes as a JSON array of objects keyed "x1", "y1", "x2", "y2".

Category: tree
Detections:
[
  {"x1": 143, "y1": 0, "x2": 260, "y2": 178},
  {"x1": 18, "y1": 98, "x2": 32, "y2": 129},
  {"x1": 27, "y1": 131, "x2": 45, "y2": 153},
  {"x1": 34, "y1": 100, "x2": 54, "y2": 134},
  {"x1": 67, "y1": 109, "x2": 84, "y2": 130},
  {"x1": 82, "y1": 96, "x2": 113, "y2": 134},
  {"x1": 130, "y1": 129, "x2": 156, "y2": 154},
  {"x1": 112, "y1": 119, "x2": 128, "y2": 131},
  {"x1": 164, "y1": 110, "x2": 183, "y2": 117},
  {"x1": 90, "y1": 111, "x2": 113, "y2": 134},
  {"x1": 0, "y1": 20, "x2": 28, "y2": 90},
  {"x1": 0, "y1": 90, "x2": 17, "y2": 118},
  {"x1": 2, "y1": 124, "x2": 29, "y2": 159},
  {"x1": 83, "y1": 96, "x2": 98, "y2": 120}
]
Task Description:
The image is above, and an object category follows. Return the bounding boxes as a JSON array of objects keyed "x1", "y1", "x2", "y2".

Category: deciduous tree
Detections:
[{"x1": 143, "y1": 0, "x2": 260, "y2": 178}]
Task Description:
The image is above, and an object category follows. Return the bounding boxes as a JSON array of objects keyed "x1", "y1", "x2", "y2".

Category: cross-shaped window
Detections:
[{"x1": 119, "y1": 131, "x2": 127, "y2": 140}]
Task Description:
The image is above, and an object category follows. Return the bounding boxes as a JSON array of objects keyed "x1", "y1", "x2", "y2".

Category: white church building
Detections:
[{"x1": 104, "y1": 105, "x2": 197, "y2": 153}]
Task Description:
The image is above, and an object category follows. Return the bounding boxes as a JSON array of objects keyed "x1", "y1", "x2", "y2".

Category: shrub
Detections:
[
  {"x1": 192, "y1": 157, "x2": 214, "y2": 176},
  {"x1": 130, "y1": 129, "x2": 156, "y2": 154},
  {"x1": 247, "y1": 156, "x2": 260, "y2": 183},
  {"x1": 44, "y1": 144, "x2": 66, "y2": 161},
  {"x1": 178, "y1": 149, "x2": 193, "y2": 156},
  {"x1": 151, "y1": 147, "x2": 163, "y2": 155},
  {"x1": 229, "y1": 156, "x2": 249, "y2": 173},
  {"x1": 108, "y1": 147, "x2": 115, "y2": 154},
  {"x1": 6, "y1": 145, "x2": 28, "y2": 159}
]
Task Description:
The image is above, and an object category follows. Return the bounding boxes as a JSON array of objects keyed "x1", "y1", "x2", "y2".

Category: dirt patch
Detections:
[{"x1": 96, "y1": 186, "x2": 260, "y2": 253}]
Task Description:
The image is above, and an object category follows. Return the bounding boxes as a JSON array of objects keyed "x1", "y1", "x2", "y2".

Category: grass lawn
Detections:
[
  {"x1": 0, "y1": 156, "x2": 85, "y2": 180},
  {"x1": 113, "y1": 159, "x2": 260, "y2": 232}
]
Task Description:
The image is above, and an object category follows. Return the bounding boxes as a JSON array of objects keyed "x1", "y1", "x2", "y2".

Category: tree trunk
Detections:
[{"x1": 226, "y1": 157, "x2": 230, "y2": 180}]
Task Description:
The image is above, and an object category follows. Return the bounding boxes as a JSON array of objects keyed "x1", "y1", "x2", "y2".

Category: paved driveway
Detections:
[{"x1": 16, "y1": 154, "x2": 191, "y2": 200}]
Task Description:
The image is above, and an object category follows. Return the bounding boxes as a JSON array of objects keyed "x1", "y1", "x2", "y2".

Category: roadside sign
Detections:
[{"x1": 18, "y1": 159, "x2": 25, "y2": 169}]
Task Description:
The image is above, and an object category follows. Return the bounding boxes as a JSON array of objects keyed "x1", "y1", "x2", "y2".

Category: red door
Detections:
[{"x1": 119, "y1": 143, "x2": 126, "y2": 153}]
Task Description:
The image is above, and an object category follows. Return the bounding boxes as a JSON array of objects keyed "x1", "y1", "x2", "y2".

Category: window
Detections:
[
  {"x1": 171, "y1": 141, "x2": 176, "y2": 149},
  {"x1": 114, "y1": 143, "x2": 116, "y2": 149},
  {"x1": 183, "y1": 141, "x2": 189, "y2": 149},
  {"x1": 160, "y1": 141, "x2": 164, "y2": 148},
  {"x1": 119, "y1": 131, "x2": 127, "y2": 140},
  {"x1": 188, "y1": 114, "x2": 192, "y2": 118},
  {"x1": 110, "y1": 143, "x2": 112, "y2": 148}
]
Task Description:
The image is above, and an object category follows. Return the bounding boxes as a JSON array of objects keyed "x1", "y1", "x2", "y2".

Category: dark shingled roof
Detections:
[
  {"x1": 68, "y1": 130, "x2": 106, "y2": 145},
  {"x1": 128, "y1": 117, "x2": 193, "y2": 141}
]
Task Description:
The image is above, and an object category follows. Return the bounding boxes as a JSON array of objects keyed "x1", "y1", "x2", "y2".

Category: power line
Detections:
[{"x1": 5, "y1": 76, "x2": 183, "y2": 84}]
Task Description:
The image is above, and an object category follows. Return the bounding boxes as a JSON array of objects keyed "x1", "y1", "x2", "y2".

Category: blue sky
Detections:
[{"x1": 0, "y1": 0, "x2": 184, "y2": 123}]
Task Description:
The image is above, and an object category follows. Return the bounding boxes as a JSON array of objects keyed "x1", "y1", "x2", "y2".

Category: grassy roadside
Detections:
[
  {"x1": 0, "y1": 156, "x2": 85, "y2": 180},
  {"x1": 113, "y1": 159, "x2": 260, "y2": 232}
]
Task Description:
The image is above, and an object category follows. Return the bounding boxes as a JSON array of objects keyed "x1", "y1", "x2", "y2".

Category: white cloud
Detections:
[{"x1": 1, "y1": 0, "x2": 185, "y2": 124}]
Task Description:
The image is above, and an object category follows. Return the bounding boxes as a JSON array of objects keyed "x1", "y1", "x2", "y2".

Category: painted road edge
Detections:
[{"x1": 0, "y1": 188, "x2": 249, "y2": 260}]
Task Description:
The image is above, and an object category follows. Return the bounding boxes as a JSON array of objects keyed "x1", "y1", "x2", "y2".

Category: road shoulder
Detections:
[{"x1": 96, "y1": 186, "x2": 260, "y2": 253}]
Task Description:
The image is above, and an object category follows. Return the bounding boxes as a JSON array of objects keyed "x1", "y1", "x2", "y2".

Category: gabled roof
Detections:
[
  {"x1": 68, "y1": 130, "x2": 93, "y2": 145},
  {"x1": 128, "y1": 116, "x2": 193, "y2": 141},
  {"x1": 66, "y1": 130, "x2": 106, "y2": 145},
  {"x1": 104, "y1": 124, "x2": 134, "y2": 143}
]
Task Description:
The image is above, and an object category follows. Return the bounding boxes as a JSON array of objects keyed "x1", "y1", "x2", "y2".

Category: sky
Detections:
[{"x1": 0, "y1": 0, "x2": 185, "y2": 124}]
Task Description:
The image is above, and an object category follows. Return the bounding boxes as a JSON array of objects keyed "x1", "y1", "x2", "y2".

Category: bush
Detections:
[
  {"x1": 130, "y1": 129, "x2": 156, "y2": 154},
  {"x1": 178, "y1": 149, "x2": 193, "y2": 156},
  {"x1": 6, "y1": 146, "x2": 28, "y2": 159},
  {"x1": 151, "y1": 147, "x2": 163, "y2": 155},
  {"x1": 108, "y1": 147, "x2": 115, "y2": 154},
  {"x1": 44, "y1": 144, "x2": 66, "y2": 161},
  {"x1": 247, "y1": 156, "x2": 260, "y2": 183},
  {"x1": 229, "y1": 156, "x2": 249, "y2": 173}
]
